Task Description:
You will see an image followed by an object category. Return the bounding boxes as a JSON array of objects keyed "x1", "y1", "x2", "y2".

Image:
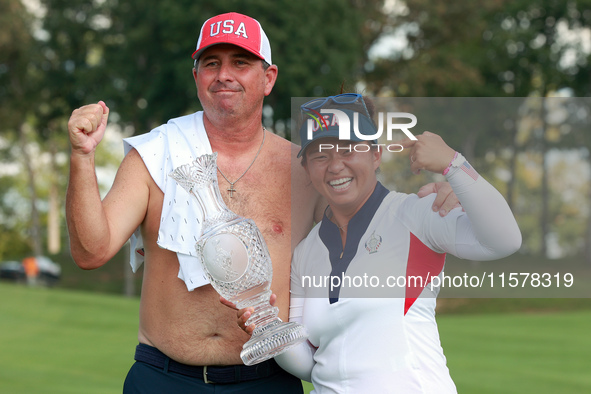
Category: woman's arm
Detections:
[
  {"x1": 273, "y1": 296, "x2": 316, "y2": 382},
  {"x1": 401, "y1": 132, "x2": 521, "y2": 260},
  {"x1": 445, "y1": 155, "x2": 522, "y2": 260}
]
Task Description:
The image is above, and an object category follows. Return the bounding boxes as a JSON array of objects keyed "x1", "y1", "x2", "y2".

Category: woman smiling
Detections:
[{"x1": 241, "y1": 94, "x2": 521, "y2": 393}]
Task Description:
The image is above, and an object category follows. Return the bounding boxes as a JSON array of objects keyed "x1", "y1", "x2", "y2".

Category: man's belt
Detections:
[{"x1": 134, "y1": 343, "x2": 282, "y2": 384}]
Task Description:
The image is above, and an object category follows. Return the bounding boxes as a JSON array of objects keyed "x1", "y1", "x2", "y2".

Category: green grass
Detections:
[
  {"x1": 438, "y1": 311, "x2": 591, "y2": 393},
  {"x1": 1, "y1": 283, "x2": 590, "y2": 393},
  {"x1": 0, "y1": 283, "x2": 139, "y2": 393}
]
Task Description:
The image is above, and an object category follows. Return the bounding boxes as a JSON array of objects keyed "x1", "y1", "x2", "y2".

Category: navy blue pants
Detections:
[{"x1": 123, "y1": 344, "x2": 303, "y2": 393}]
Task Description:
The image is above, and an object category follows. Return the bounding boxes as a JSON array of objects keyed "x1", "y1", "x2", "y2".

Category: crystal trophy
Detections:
[{"x1": 169, "y1": 152, "x2": 308, "y2": 365}]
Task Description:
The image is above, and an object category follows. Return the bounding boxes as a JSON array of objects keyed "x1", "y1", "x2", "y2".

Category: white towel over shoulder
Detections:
[{"x1": 123, "y1": 111, "x2": 212, "y2": 291}]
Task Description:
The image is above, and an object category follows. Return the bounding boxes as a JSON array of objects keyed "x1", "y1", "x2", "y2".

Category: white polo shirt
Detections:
[{"x1": 292, "y1": 184, "x2": 457, "y2": 393}]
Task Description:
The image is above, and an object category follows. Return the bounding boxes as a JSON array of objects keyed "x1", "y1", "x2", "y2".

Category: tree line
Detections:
[{"x1": 2, "y1": 0, "x2": 591, "y2": 278}]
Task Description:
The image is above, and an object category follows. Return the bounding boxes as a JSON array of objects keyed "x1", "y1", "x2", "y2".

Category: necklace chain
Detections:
[
  {"x1": 217, "y1": 127, "x2": 266, "y2": 198},
  {"x1": 327, "y1": 208, "x2": 348, "y2": 231}
]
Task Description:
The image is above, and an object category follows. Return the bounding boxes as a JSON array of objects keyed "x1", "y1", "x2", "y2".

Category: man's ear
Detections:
[{"x1": 264, "y1": 64, "x2": 278, "y2": 96}]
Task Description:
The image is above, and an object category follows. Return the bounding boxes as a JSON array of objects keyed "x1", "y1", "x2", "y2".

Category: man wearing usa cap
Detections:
[{"x1": 66, "y1": 11, "x2": 459, "y2": 393}]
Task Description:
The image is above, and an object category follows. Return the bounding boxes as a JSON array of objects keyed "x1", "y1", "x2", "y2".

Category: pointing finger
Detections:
[
  {"x1": 395, "y1": 138, "x2": 417, "y2": 150},
  {"x1": 395, "y1": 139, "x2": 417, "y2": 157}
]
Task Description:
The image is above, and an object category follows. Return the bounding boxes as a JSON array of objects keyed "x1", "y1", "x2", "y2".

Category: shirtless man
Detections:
[{"x1": 66, "y1": 12, "x2": 457, "y2": 393}]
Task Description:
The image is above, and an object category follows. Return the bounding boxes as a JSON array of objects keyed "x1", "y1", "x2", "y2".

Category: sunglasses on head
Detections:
[
  {"x1": 301, "y1": 93, "x2": 364, "y2": 109},
  {"x1": 300, "y1": 93, "x2": 374, "y2": 127}
]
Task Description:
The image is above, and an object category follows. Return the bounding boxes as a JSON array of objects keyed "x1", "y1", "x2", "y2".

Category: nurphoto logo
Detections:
[{"x1": 306, "y1": 109, "x2": 418, "y2": 152}]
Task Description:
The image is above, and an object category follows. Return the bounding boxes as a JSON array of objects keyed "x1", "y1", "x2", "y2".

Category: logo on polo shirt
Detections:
[{"x1": 365, "y1": 231, "x2": 382, "y2": 254}]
